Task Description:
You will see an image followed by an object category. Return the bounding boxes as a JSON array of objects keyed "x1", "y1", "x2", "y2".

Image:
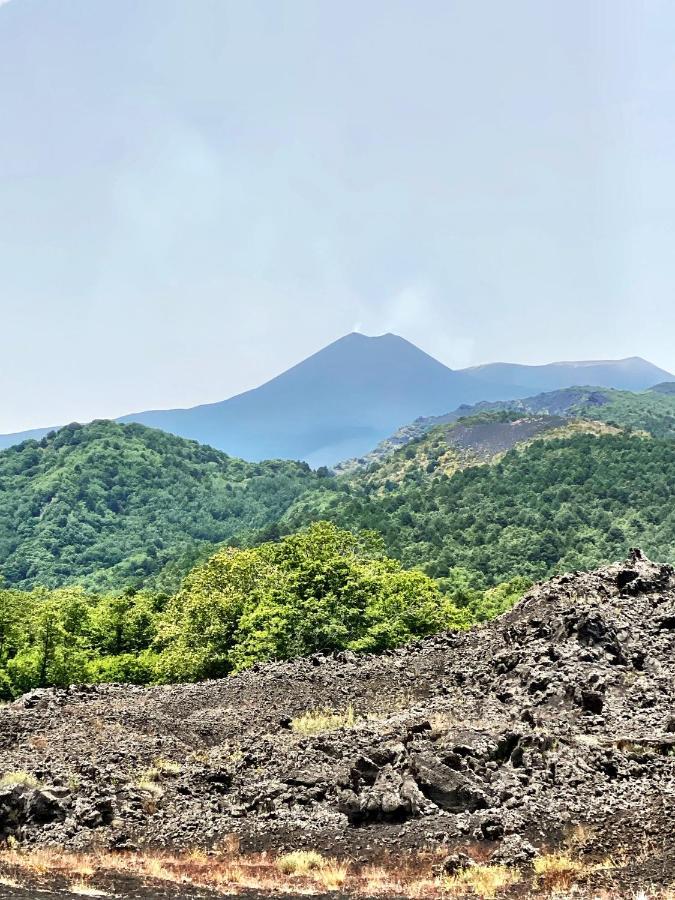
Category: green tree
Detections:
[
  {"x1": 156, "y1": 522, "x2": 465, "y2": 680},
  {"x1": 7, "y1": 587, "x2": 91, "y2": 692}
]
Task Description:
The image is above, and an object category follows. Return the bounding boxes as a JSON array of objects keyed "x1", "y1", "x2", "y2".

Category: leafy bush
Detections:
[{"x1": 155, "y1": 522, "x2": 466, "y2": 680}]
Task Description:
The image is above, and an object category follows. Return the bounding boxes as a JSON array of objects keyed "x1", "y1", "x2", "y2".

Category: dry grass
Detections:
[
  {"x1": 319, "y1": 861, "x2": 349, "y2": 890},
  {"x1": 291, "y1": 703, "x2": 356, "y2": 734},
  {"x1": 0, "y1": 771, "x2": 39, "y2": 789},
  {"x1": 445, "y1": 864, "x2": 520, "y2": 898},
  {"x1": 276, "y1": 849, "x2": 327, "y2": 874},
  {"x1": 276, "y1": 850, "x2": 348, "y2": 889},
  {"x1": 136, "y1": 781, "x2": 164, "y2": 799},
  {"x1": 153, "y1": 757, "x2": 182, "y2": 776},
  {"x1": 533, "y1": 852, "x2": 587, "y2": 891},
  {"x1": 0, "y1": 845, "x2": 666, "y2": 899}
]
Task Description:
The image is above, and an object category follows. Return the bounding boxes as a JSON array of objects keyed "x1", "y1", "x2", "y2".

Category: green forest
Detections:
[
  {"x1": 0, "y1": 421, "x2": 320, "y2": 593},
  {"x1": 572, "y1": 387, "x2": 675, "y2": 438},
  {"x1": 282, "y1": 432, "x2": 675, "y2": 586},
  {"x1": 0, "y1": 522, "x2": 527, "y2": 698},
  {"x1": 2, "y1": 414, "x2": 675, "y2": 696}
]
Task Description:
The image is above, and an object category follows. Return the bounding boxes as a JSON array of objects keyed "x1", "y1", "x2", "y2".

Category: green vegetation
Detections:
[
  {"x1": 570, "y1": 387, "x2": 675, "y2": 438},
  {"x1": 0, "y1": 523, "x2": 474, "y2": 698},
  {"x1": 0, "y1": 421, "x2": 319, "y2": 592},
  {"x1": 4, "y1": 408, "x2": 675, "y2": 696},
  {"x1": 339, "y1": 385, "x2": 675, "y2": 475},
  {"x1": 155, "y1": 521, "x2": 467, "y2": 680},
  {"x1": 281, "y1": 432, "x2": 675, "y2": 586}
]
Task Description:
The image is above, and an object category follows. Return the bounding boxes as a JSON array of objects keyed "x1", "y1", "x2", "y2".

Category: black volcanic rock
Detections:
[{"x1": 1, "y1": 550, "x2": 675, "y2": 873}]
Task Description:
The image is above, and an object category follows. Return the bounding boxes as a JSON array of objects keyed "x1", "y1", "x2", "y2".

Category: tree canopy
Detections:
[{"x1": 0, "y1": 421, "x2": 319, "y2": 592}]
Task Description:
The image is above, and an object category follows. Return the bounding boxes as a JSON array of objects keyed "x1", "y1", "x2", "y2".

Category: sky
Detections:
[{"x1": 1, "y1": 0, "x2": 675, "y2": 432}]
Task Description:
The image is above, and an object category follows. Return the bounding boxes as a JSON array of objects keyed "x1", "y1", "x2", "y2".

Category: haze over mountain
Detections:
[{"x1": 1, "y1": 333, "x2": 671, "y2": 465}]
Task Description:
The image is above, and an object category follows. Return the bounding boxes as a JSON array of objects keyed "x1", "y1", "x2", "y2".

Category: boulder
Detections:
[
  {"x1": 411, "y1": 752, "x2": 494, "y2": 812},
  {"x1": 490, "y1": 834, "x2": 538, "y2": 866},
  {"x1": 338, "y1": 765, "x2": 426, "y2": 823}
]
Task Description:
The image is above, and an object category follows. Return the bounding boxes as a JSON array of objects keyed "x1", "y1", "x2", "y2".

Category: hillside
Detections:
[
  {"x1": 337, "y1": 384, "x2": 675, "y2": 473},
  {"x1": 337, "y1": 413, "x2": 619, "y2": 485},
  {"x1": 1, "y1": 334, "x2": 670, "y2": 465},
  {"x1": 2, "y1": 552, "x2": 674, "y2": 897},
  {"x1": 282, "y1": 428, "x2": 675, "y2": 586},
  {"x1": 4, "y1": 414, "x2": 675, "y2": 600},
  {"x1": 0, "y1": 421, "x2": 318, "y2": 591}
]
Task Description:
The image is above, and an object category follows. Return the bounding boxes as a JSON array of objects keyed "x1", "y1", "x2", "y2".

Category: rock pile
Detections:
[{"x1": 1, "y1": 550, "x2": 675, "y2": 872}]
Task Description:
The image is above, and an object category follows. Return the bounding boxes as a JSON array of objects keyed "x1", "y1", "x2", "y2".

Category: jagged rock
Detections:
[
  {"x1": 439, "y1": 851, "x2": 475, "y2": 875},
  {"x1": 26, "y1": 789, "x2": 67, "y2": 824},
  {"x1": 490, "y1": 834, "x2": 538, "y2": 866},
  {"x1": 411, "y1": 752, "x2": 494, "y2": 812},
  {"x1": 0, "y1": 784, "x2": 29, "y2": 833},
  {"x1": 74, "y1": 796, "x2": 114, "y2": 829},
  {"x1": 339, "y1": 765, "x2": 426, "y2": 823},
  {"x1": 0, "y1": 550, "x2": 674, "y2": 883}
]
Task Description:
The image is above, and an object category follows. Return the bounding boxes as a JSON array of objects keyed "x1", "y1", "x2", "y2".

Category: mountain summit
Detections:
[
  {"x1": 1, "y1": 334, "x2": 671, "y2": 465},
  {"x1": 120, "y1": 333, "x2": 478, "y2": 466}
]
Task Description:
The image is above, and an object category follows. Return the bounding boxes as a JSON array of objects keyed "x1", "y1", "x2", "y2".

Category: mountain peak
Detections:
[{"x1": 1, "y1": 334, "x2": 672, "y2": 465}]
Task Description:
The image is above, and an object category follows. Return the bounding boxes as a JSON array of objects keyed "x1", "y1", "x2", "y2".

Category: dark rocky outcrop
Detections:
[{"x1": 0, "y1": 550, "x2": 674, "y2": 870}]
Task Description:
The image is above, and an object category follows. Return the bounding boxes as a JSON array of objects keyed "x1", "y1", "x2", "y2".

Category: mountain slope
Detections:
[
  {"x1": 338, "y1": 413, "x2": 621, "y2": 488},
  {"x1": 282, "y1": 429, "x2": 675, "y2": 585},
  {"x1": 464, "y1": 355, "x2": 672, "y2": 393},
  {"x1": 2, "y1": 334, "x2": 671, "y2": 464},
  {"x1": 0, "y1": 425, "x2": 56, "y2": 452},
  {"x1": 338, "y1": 384, "x2": 675, "y2": 473},
  {"x1": 117, "y1": 333, "x2": 512, "y2": 467},
  {"x1": 0, "y1": 421, "x2": 318, "y2": 591}
]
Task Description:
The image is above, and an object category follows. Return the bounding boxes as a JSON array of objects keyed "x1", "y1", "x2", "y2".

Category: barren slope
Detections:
[{"x1": 1, "y1": 552, "x2": 674, "y2": 889}]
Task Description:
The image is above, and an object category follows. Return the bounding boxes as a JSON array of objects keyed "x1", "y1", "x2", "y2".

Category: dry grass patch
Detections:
[
  {"x1": 291, "y1": 703, "x2": 356, "y2": 735},
  {"x1": 276, "y1": 851, "x2": 349, "y2": 889},
  {"x1": 0, "y1": 846, "x2": 632, "y2": 899},
  {"x1": 318, "y1": 860, "x2": 349, "y2": 890},
  {"x1": 445, "y1": 864, "x2": 520, "y2": 898},
  {"x1": 277, "y1": 850, "x2": 327, "y2": 875},
  {"x1": 0, "y1": 771, "x2": 39, "y2": 789},
  {"x1": 153, "y1": 757, "x2": 182, "y2": 776},
  {"x1": 533, "y1": 852, "x2": 587, "y2": 891}
]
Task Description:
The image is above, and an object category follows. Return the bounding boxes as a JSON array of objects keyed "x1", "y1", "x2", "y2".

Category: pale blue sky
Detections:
[{"x1": 1, "y1": 0, "x2": 674, "y2": 432}]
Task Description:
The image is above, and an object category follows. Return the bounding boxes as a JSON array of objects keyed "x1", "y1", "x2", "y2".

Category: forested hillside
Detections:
[
  {"x1": 337, "y1": 384, "x2": 675, "y2": 474},
  {"x1": 571, "y1": 385, "x2": 675, "y2": 436},
  {"x1": 0, "y1": 523, "x2": 478, "y2": 697},
  {"x1": 4, "y1": 415, "x2": 675, "y2": 598},
  {"x1": 340, "y1": 414, "x2": 619, "y2": 491},
  {"x1": 282, "y1": 430, "x2": 675, "y2": 586},
  {"x1": 4, "y1": 415, "x2": 675, "y2": 696},
  {"x1": 0, "y1": 421, "x2": 320, "y2": 591}
]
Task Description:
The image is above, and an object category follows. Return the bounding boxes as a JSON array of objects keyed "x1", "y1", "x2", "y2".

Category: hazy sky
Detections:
[{"x1": 1, "y1": 0, "x2": 675, "y2": 432}]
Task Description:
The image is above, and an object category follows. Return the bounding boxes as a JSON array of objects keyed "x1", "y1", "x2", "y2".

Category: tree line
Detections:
[{"x1": 0, "y1": 522, "x2": 528, "y2": 698}]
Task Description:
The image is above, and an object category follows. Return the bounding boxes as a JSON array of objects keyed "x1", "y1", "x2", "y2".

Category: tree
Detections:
[
  {"x1": 7, "y1": 587, "x2": 91, "y2": 692},
  {"x1": 156, "y1": 522, "x2": 465, "y2": 679}
]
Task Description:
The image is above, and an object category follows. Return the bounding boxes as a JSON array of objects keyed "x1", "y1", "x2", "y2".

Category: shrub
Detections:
[
  {"x1": 0, "y1": 771, "x2": 39, "y2": 789},
  {"x1": 291, "y1": 704, "x2": 355, "y2": 735},
  {"x1": 276, "y1": 851, "x2": 327, "y2": 875}
]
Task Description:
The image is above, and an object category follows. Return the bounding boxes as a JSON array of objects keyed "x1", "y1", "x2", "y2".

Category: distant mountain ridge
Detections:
[
  {"x1": 1, "y1": 333, "x2": 671, "y2": 465},
  {"x1": 336, "y1": 382, "x2": 675, "y2": 474}
]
